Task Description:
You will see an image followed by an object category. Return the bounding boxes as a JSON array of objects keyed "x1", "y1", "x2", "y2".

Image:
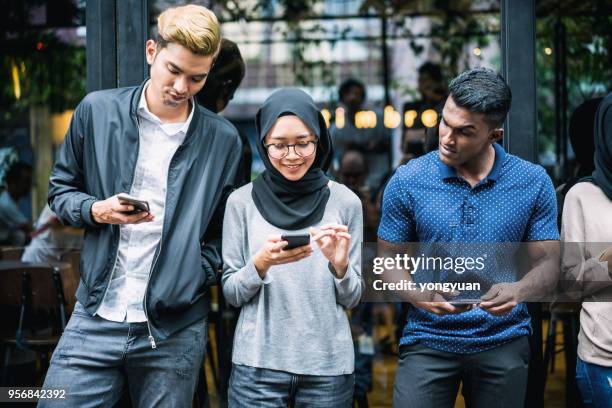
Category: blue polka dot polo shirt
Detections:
[{"x1": 378, "y1": 143, "x2": 559, "y2": 354}]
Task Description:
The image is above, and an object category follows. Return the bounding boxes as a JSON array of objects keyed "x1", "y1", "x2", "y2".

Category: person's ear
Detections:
[
  {"x1": 490, "y1": 128, "x2": 503, "y2": 143},
  {"x1": 145, "y1": 39, "x2": 157, "y2": 66}
]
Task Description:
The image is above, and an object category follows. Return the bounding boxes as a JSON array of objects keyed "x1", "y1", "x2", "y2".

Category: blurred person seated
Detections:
[
  {"x1": 330, "y1": 79, "x2": 391, "y2": 190},
  {"x1": 21, "y1": 204, "x2": 83, "y2": 263},
  {"x1": 0, "y1": 162, "x2": 32, "y2": 246},
  {"x1": 196, "y1": 38, "x2": 251, "y2": 187}
]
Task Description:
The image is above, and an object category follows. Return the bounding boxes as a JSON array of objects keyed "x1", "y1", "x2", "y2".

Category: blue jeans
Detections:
[
  {"x1": 39, "y1": 302, "x2": 206, "y2": 408},
  {"x1": 228, "y1": 364, "x2": 354, "y2": 408},
  {"x1": 576, "y1": 357, "x2": 612, "y2": 408}
]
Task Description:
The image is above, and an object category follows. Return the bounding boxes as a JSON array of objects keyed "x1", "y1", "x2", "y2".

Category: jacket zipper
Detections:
[{"x1": 143, "y1": 143, "x2": 185, "y2": 349}]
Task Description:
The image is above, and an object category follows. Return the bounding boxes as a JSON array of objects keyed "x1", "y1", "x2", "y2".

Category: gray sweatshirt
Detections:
[{"x1": 221, "y1": 181, "x2": 364, "y2": 375}]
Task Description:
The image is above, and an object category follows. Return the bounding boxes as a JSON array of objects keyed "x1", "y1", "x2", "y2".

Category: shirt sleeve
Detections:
[
  {"x1": 221, "y1": 193, "x2": 272, "y2": 307},
  {"x1": 332, "y1": 190, "x2": 364, "y2": 309},
  {"x1": 561, "y1": 185, "x2": 612, "y2": 297},
  {"x1": 48, "y1": 97, "x2": 100, "y2": 228},
  {"x1": 524, "y1": 168, "x2": 560, "y2": 241},
  {"x1": 378, "y1": 169, "x2": 416, "y2": 242}
]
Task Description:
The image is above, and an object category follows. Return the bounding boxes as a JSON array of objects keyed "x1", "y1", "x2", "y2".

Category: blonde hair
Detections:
[{"x1": 157, "y1": 5, "x2": 221, "y2": 56}]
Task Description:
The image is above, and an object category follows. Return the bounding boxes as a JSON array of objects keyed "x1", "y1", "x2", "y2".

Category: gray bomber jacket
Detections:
[{"x1": 48, "y1": 80, "x2": 241, "y2": 342}]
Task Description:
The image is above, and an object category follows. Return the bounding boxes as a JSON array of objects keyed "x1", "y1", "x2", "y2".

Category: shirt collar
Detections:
[
  {"x1": 137, "y1": 81, "x2": 194, "y2": 135},
  {"x1": 437, "y1": 142, "x2": 507, "y2": 182}
]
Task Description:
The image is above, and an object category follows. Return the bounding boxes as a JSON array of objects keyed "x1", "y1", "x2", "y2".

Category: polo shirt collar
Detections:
[
  {"x1": 437, "y1": 142, "x2": 507, "y2": 182},
  {"x1": 486, "y1": 142, "x2": 506, "y2": 181}
]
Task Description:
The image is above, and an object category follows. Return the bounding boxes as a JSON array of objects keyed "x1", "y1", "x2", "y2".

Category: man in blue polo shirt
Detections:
[{"x1": 379, "y1": 67, "x2": 559, "y2": 407}]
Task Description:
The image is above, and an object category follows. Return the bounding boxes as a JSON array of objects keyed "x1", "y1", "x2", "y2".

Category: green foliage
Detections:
[
  {"x1": 536, "y1": 14, "x2": 612, "y2": 158},
  {"x1": 1, "y1": 1, "x2": 86, "y2": 120},
  {"x1": 1, "y1": 38, "x2": 86, "y2": 120}
]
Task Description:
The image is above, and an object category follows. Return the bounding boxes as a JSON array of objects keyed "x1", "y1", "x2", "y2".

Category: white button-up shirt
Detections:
[{"x1": 96, "y1": 83, "x2": 194, "y2": 322}]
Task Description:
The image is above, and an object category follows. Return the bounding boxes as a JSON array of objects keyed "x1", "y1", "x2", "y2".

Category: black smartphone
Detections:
[
  {"x1": 281, "y1": 234, "x2": 310, "y2": 250},
  {"x1": 117, "y1": 194, "x2": 150, "y2": 215}
]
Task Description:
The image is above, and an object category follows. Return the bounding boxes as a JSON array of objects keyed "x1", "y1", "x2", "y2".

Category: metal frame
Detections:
[
  {"x1": 501, "y1": 3, "x2": 545, "y2": 407},
  {"x1": 501, "y1": 0, "x2": 538, "y2": 162},
  {"x1": 86, "y1": 0, "x2": 117, "y2": 92},
  {"x1": 116, "y1": 0, "x2": 149, "y2": 88},
  {"x1": 86, "y1": 0, "x2": 148, "y2": 91}
]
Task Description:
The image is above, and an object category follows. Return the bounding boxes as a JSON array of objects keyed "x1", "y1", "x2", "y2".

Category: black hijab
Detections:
[
  {"x1": 251, "y1": 88, "x2": 333, "y2": 230},
  {"x1": 590, "y1": 93, "x2": 612, "y2": 200},
  {"x1": 559, "y1": 97, "x2": 603, "y2": 199}
]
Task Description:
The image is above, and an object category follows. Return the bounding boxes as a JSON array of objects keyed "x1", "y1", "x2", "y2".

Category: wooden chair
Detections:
[
  {"x1": 0, "y1": 265, "x2": 67, "y2": 385},
  {"x1": 542, "y1": 301, "x2": 582, "y2": 408},
  {"x1": 0, "y1": 247, "x2": 24, "y2": 260}
]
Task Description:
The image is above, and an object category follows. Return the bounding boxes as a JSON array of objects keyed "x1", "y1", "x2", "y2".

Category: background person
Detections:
[
  {"x1": 196, "y1": 38, "x2": 252, "y2": 187},
  {"x1": 330, "y1": 78, "x2": 391, "y2": 191},
  {"x1": 562, "y1": 92, "x2": 612, "y2": 407},
  {"x1": 21, "y1": 204, "x2": 83, "y2": 263},
  {"x1": 0, "y1": 162, "x2": 32, "y2": 246}
]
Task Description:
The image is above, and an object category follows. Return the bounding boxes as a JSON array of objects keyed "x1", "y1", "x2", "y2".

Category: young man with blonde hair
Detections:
[{"x1": 40, "y1": 5, "x2": 241, "y2": 407}]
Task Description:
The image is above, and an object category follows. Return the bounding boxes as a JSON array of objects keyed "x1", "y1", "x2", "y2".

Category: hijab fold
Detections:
[{"x1": 251, "y1": 88, "x2": 333, "y2": 230}]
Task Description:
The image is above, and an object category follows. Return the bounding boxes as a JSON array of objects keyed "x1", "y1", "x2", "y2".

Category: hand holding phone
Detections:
[
  {"x1": 252, "y1": 234, "x2": 313, "y2": 278},
  {"x1": 90, "y1": 194, "x2": 154, "y2": 225},
  {"x1": 117, "y1": 194, "x2": 150, "y2": 215},
  {"x1": 281, "y1": 234, "x2": 310, "y2": 250}
]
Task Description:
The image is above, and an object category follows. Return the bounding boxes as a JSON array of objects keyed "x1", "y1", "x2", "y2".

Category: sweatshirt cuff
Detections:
[
  {"x1": 242, "y1": 259, "x2": 273, "y2": 288},
  {"x1": 81, "y1": 197, "x2": 101, "y2": 228},
  {"x1": 329, "y1": 262, "x2": 351, "y2": 284}
]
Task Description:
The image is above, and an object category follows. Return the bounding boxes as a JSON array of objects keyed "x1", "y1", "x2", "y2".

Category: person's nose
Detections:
[
  {"x1": 440, "y1": 129, "x2": 456, "y2": 146},
  {"x1": 285, "y1": 145, "x2": 300, "y2": 159},
  {"x1": 174, "y1": 76, "x2": 189, "y2": 95}
]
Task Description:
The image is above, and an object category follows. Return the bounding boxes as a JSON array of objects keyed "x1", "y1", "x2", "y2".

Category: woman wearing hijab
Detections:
[
  {"x1": 561, "y1": 92, "x2": 612, "y2": 407},
  {"x1": 221, "y1": 88, "x2": 363, "y2": 407}
]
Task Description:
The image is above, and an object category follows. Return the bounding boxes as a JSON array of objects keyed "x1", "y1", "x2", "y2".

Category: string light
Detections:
[
  {"x1": 421, "y1": 109, "x2": 438, "y2": 128},
  {"x1": 11, "y1": 62, "x2": 21, "y2": 100},
  {"x1": 355, "y1": 110, "x2": 377, "y2": 129},
  {"x1": 384, "y1": 105, "x2": 401, "y2": 129},
  {"x1": 404, "y1": 110, "x2": 418, "y2": 128},
  {"x1": 335, "y1": 107, "x2": 345, "y2": 129}
]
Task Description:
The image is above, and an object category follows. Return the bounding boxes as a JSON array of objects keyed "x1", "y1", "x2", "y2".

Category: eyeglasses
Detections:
[{"x1": 264, "y1": 140, "x2": 318, "y2": 159}]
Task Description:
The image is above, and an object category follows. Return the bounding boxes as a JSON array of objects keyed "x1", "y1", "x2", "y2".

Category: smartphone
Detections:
[
  {"x1": 117, "y1": 194, "x2": 150, "y2": 215},
  {"x1": 281, "y1": 234, "x2": 310, "y2": 250},
  {"x1": 449, "y1": 300, "x2": 478, "y2": 307}
]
